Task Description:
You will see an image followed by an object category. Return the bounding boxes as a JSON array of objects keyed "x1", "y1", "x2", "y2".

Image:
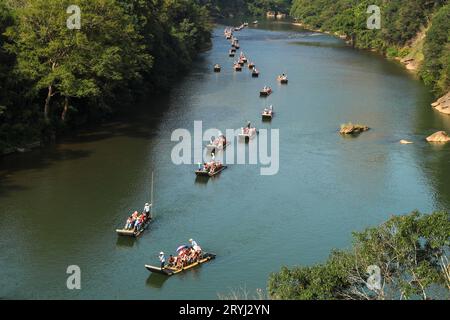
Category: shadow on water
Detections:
[
  {"x1": 146, "y1": 273, "x2": 170, "y2": 289},
  {"x1": 0, "y1": 174, "x2": 29, "y2": 198},
  {"x1": 116, "y1": 236, "x2": 137, "y2": 248},
  {"x1": 0, "y1": 148, "x2": 93, "y2": 197},
  {"x1": 0, "y1": 91, "x2": 174, "y2": 186},
  {"x1": 195, "y1": 176, "x2": 210, "y2": 186}
]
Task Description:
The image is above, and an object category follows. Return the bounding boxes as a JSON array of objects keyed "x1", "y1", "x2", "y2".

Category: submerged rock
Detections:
[
  {"x1": 340, "y1": 123, "x2": 370, "y2": 135},
  {"x1": 400, "y1": 140, "x2": 414, "y2": 144},
  {"x1": 431, "y1": 92, "x2": 450, "y2": 115},
  {"x1": 426, "y1": 131, "x2": 450, "y2": 143}
]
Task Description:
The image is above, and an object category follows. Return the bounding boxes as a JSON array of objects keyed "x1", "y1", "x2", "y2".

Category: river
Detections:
[{"x1": 1, "y1": 21, "x2": 449, "y2": 300}]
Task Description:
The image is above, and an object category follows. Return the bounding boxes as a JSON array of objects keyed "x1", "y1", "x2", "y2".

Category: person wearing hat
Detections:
[
  {"x1": 143, "y1": 203, "x2": 152, "y2": 219},
  {"x1": 159, "y1": 252, "x2": 166, "y2": 269},
  {"x1": 189, "y1": 239, "x2": 198, "y2": 248}
]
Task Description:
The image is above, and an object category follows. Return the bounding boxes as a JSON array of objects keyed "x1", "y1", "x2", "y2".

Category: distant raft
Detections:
[
  {"x1": 239, "y1": 124, "x2": 258, "y2": 141},
  {"x1": 145, "y1": 253, "x2": 216, "y2": 276},
  {"x1": 260, "y1": 86, "x2": 273, "y2": 97},
  {"x1": 207, "y1": 134, "x2": 230, "y2": 151},
  {"x1": 277, "y1": 74, "x2": 288, "y2": 84},
  {"x1": 195, "y1": 161, "x2": 227, "y2": 177},
  {"x1": 262, "y1": 106, "x2": 274, "y2": 120}
]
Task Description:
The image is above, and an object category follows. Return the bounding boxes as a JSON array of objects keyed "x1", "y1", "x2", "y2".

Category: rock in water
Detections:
[
  {"x1": 426, "y1": 131, "x2": 450, "y2": 143},
  {"x1": 340, "y1": 123, "x2": 370, "y2": 135},
  {"x1": 400, "y1": 140, "x2": 413, "y2": 144},
  {"x1": 431, "y1": 92, "x2": 450, "y2": 115}
]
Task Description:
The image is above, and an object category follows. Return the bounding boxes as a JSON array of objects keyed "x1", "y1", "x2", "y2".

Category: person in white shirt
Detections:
[
  {"x1": 159, "y1": 252, "x2": 166, "y2": 269},
  {"x1": 189, "y1": 239, "x2": 198, "y2": 248},
  {"x1": 143, "y1": 203, "x2": 152, "y2": 219}
]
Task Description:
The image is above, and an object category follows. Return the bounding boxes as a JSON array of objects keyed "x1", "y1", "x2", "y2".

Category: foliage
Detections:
[
  {"x1": 421, "y1": 4, "x2": 450, "y2": 94},
  {"x1": 201, "y1": 0, "x2": 292, "y2": 17},
  {"x1": 268, "y1": 211, "x2": 450, "y2": 300},
  {"x1": 0, "y1": 0, "x2": 212, "y2": 151},
  {"x1": 290, "y1": 0, "x2": 449, "y2": 95}
]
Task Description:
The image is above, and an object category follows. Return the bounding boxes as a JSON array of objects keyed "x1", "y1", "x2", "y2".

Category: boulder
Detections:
[
  {"x1": 426, "y1": 131, "x2": 450, "y2": 143},
  {"x1": 340, "y1": 123, "x2": 370, "y2": 135},
  {"x1": 431, "y1": 92, "x2": 450, "y2": 115}
]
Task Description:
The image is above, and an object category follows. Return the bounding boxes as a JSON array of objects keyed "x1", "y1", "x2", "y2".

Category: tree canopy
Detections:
[
  {"x1": 290, "y1": 0, "x2": 449, "y2": 95},
  {"x1": 268, "y1": 211, "x2": 450, "y2": 300},
  {"x1": 0, "y1": 0, "x2": 212, "y2": 151}
]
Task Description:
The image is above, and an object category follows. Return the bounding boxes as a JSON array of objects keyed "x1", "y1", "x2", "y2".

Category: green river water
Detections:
[{"x1": 1, "y1": 21, "x2": 449, "y2": 299}]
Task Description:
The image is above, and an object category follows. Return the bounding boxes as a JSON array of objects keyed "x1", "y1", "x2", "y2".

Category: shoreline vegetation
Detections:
[
  {"x1": 218, "y1": 211, "x2": 450, "y2": 300},
  {"x1": 0, "y1": 0, "x2": 212, "y2": 155},
  {"x1": 289, "y1": 0, "x2": 449, "y2": 113},
  {"x1": 268, "y1": 211, "x2": 450, "y2": 300}
]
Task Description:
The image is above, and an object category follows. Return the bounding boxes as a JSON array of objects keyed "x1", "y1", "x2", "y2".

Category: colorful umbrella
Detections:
[{"x1": 176, "y1": 245, "x2": 188, "y2": 252}]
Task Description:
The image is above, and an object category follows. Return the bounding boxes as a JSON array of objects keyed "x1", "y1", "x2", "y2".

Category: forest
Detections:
[
  {"x1": 0, "y1": 0, "x2": 212, "y2": 152},
  {"x1": 202, "y1": 0, "x2": 292, "y2": 17},
  {"x1": 290, "y1": 0, "x2": 450, "y2": 95}
]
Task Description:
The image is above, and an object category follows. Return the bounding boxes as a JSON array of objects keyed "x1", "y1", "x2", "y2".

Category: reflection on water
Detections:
[
  {"x1": 146, "y1": 274, "x2": 169, "y2": 290},
  {"x1": 116, "y1": 237, "x2": 137, "y2": 249}
]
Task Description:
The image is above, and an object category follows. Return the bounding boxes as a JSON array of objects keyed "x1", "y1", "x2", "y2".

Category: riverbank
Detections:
[
  {"x1": 292, "y1": 21, "x2": 421, "y2": 72},
  {"x1": 290, "y1": 0, "x2": 449, "y2": 99},
  {"x1": 291, "y1": 20, "x2": 450, "y2": 116}
]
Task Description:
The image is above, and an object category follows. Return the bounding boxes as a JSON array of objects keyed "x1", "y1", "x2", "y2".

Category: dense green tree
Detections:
[
  {"x1": 0, "y1": 0, "x2": 214, "y2": 151},
  {"x1": 290, "y1": 0, "x2": 450, "y2": 95},
  {"x1": 0, "y1": 0, "x2": 40, "y2": 150},
  {"x1": 268, "y1": 211, "x2": 450, "y2": 300},
  {"x1": 421, "y1": 4, "x2": 450, "y2": 94},
  {"x1": 5, "y1": 0, "x2": 151, "y2": 122},
  {"x1": 202, "y1": 0, "x2": 291, "y2": 17}
]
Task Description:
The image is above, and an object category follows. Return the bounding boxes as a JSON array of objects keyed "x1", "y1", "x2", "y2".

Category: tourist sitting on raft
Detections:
[
  {"x1": 210, "y1": 135, "x2": 227, "y2": 148},
  {"x1": 198, "y1": 159, "x2": 222, "y2": 175},
  {"x1": 242, "y1": 121, "x2": 256, "y2": 135},
  {"x1": 165, "y1": 240, "x2": 203, "y2": 269},
  {"x1": 124, "y1": 204, "x2": 151, "y2": 231}
]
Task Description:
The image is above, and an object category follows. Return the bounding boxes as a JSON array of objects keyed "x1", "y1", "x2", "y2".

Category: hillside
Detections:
[{"x1": 290, "y1": 0, "x2": 449, "y2": 97}]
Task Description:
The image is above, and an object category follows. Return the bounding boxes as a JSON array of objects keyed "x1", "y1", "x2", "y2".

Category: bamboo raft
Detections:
[
  {"x1": 239, "y1": 129, "x2": 257, "y2": 140},
  {"x1": 195, "y1": 165, "x2": 227, "y2": 177},
  {"x1": 116, "y1": 172, "x2": 155, "y2": 239},
  {"x1": 260, "y1": 88, "x2": 272, "y2": 97},
  {"x1": 277, "y1": 76, "x2": 288, "y2": 84},
  {"x1": 116, "y1": 218, "x2": 153, "y2": 238},
  {"x1": 145, "y1": 253, "x2": 216, "y2": 276},
  {"x1": 262, "y1": 110, "x2": 274, "y2": 120}
]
